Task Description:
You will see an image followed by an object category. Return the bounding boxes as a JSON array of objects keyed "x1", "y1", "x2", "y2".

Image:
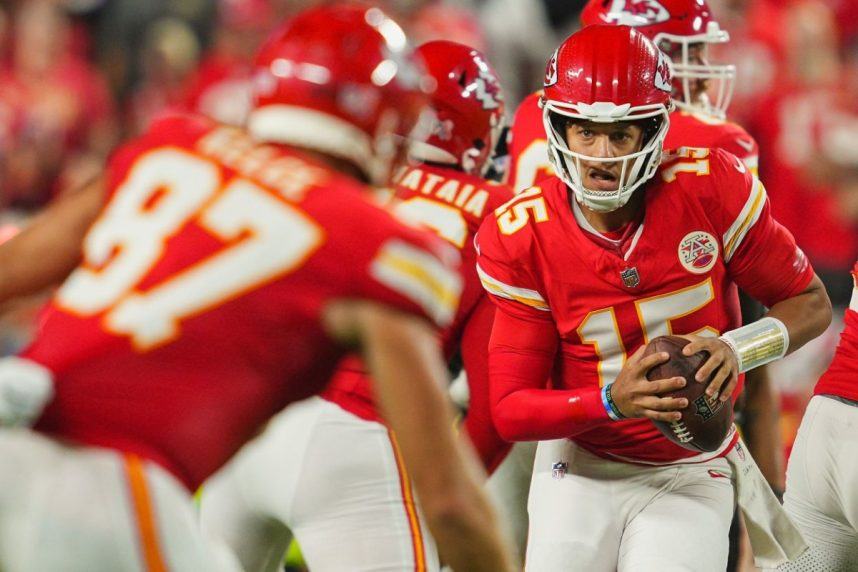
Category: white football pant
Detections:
[
  {"x1": 526, "y1": 439, "x2": 735, "y2": 571},
  {"x1": 0, "y1": 428, "x2": 241, "y2": 572},
  {"x1": 200, "y1": 396, "x2": 440, "y2": 572},
  {"x1": 776, "y1": 395, "x2": 858, "y2": 571}
]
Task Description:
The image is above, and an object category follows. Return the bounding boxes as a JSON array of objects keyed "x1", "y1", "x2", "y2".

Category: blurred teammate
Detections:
[
  {"x1": 477, "y1": 25, "x2": 829, "y2": 570},
  {"x1": 775, "y1": 263, "x2": 858, "y2": 571},
  {"x1": 0, "y1": 6, "x2": 514, "y2": 571},
  {"x1": 200, "y1": 40, "x2": 514, "y2": 571}
]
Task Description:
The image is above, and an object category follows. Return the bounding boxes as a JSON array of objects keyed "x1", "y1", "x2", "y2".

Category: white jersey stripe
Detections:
[
  {"x1": 370, "y1": 240, "x2": 462, "y2": 327},
  {"x1": 723, "y1": 178, "x2": 766, "y2": 263},
  {"x1": 476, "y1": 263, "x2": 550, "y2": 311}
]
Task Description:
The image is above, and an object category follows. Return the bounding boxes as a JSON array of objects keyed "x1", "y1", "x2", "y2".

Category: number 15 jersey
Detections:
[
  {"x1": 24, "y1": 114, "x2": 462, "y2": 490},
  {"x1": 477, "y1": 147, "x2": 813, "y2": 464}
]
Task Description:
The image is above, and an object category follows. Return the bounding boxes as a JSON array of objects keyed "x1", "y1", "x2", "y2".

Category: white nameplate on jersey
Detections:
[{"x1": 678, "y1": 231, "x2": 719, "y2": 274}]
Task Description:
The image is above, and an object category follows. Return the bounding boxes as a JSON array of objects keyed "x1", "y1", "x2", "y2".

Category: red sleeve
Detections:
[
  {"x1": 488, "y1": 308, "x2": 609, "y2": 442},
  {"x1": 475, "y1": 204, "x2": 549, "y2": 320},
  {"x1": 708, "y1": 149, "x2": 814, "y2": 307},
  {"x1": 459, "y1": 296, "x2": 510, "y2": 473}
]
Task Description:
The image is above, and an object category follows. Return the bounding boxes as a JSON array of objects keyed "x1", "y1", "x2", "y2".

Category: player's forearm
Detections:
[
  {"x1": 766, "y1": 274, "x2": 832, "y2": 355},
  {"x1": 493, "y1": 383, "x2": 609, "y2": 441},
  {"x1": 357, "y1": 305, "x2": 515, "y2": 572},
  {"x1": 0, "y1": 177, "x2": 103, "y2": 303},
  {"x1": 460, "y1": 297, "x2": 511, "y2": 472}
]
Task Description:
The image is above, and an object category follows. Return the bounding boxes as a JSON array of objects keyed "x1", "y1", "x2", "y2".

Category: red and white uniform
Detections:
[
  {"x1": 325, "y1": 163, "x2": 514, "y2": 469},
  {"x1": 506, "y1": 92, "x2": 761, "y2": 193},
  {"x1": 479, "y1": 149, "x2": 813, "y2": 570},
  {"x1": 202, "y1": 163, "x2": 513, "y2": 572},
  {"x1": 778, "y1": 264, "x2": 858, "y2": 571},
  {"x1": 0, "y1": 114, "x2": 460, "y2": 572},
  {"x1": 480, "y1": 148, "x2": 811, "y2": 462}
]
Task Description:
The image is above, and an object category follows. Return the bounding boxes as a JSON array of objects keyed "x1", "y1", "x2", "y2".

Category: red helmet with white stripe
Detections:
[
  {"x1": 249, "y1": 4, "x2": 430, "y2": 185},
  {"x1": 581, "y1": 0, "x2": 735, "y2": 119},
  {"x1": 410, "y1": 40, "x2": 505, "y2": 176},
  {"x1": 542, "y1": 25, "x2": 672, "y2": 212}
]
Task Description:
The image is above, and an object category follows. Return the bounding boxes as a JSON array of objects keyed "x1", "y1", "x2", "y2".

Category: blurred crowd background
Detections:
[{"x1": 0, "y1": 0, "x2": 856, "y2": 460}]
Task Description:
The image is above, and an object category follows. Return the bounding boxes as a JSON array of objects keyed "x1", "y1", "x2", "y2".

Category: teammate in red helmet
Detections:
[
  {"x1": 0, "y1": 6, "x2": 514, "y2": 571},
  {"x1": 200, "y1": 39, "x2": 516, "y2": 572},
  {"x1": 478, "y1": 24, "x2": 828, "y2": 570}
]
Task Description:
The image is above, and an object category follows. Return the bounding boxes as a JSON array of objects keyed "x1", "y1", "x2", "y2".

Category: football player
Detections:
[
  {"x1": 500, "y1": 3, "x2": 783, "y2": 565},
  {"x1": 0, "y1": 6, "x2": 514, "y2": 572},
  {"x1": 199, "y1": 40, "x2": 514, "y2": 572},
  {"x1": 507, "y1": 0, "x2": 755, "y2": 192},
  {"x1": 477, "y1": 24, "x2": 830, "y2": 570},
  {"x1": 774, "y1": 263, "x2": 858, "y2": 571}
]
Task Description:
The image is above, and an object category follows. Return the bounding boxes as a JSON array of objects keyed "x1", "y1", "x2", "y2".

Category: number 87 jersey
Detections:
[
  {"x1": 24, "y1": 114, "x2": 463, "y2": 490},
  {"x1": 476, "y1": 146, "x2": 814, "y2": 464}
]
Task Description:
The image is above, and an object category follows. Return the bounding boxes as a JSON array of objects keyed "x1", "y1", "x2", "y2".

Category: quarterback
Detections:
[{"x1": 478, "y1": 25, "x2": 830, "y2": 570}]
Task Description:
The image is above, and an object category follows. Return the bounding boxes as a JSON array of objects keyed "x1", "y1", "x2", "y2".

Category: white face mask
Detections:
[
  {"x1": 656, "y1": 22, "x2": 736, "y2": 120},
  {"x1": 542, "y1": 101, "x2": 672, "y2": 212}
]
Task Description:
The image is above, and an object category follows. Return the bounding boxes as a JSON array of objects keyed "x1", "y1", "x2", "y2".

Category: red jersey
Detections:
[
  {"x1": 505, "y1": 91, "x2": 551, "y2": 193},
  {"x1": 324, "y1": 163, "x2": 514, "y2": 469},
  {"x1": 813, "y1": 262, "x2": 858, "y2": 402},
  {"x1": 477, "y1": 147, "x2": 814, "y2": 464},
  {"x1": 25, "y1": 115, "x2": 462, "y2": 490},
  {"x1": 506, "y1": 92, "x2": 761, "y2": 193},
  {"x1": 664, "y1": 111, "x2": 759, "y2": 176}
]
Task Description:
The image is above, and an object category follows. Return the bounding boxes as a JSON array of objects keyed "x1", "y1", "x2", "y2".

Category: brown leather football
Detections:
[{"x1": 643, "y1": 335, "x2": 733, "y2": 452}]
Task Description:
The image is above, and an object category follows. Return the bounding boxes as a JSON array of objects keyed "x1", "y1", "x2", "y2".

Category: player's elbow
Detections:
[
  {"x1": 804, "y1": 278, "x2": 833, "y2": 339},
  {"x1": 491, "y1": 395, "x2": 533, "y2": 442}
]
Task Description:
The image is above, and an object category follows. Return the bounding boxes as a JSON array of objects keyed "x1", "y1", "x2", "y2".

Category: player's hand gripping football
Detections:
[
  {"x1": 610, "y1": 347, "x2": 688, "y2": 421},
  {"x1": 678, "y1": 334, "x2": 739, "y2": 402}
]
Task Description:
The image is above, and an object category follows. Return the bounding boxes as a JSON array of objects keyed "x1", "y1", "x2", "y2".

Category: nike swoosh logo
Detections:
[
  {"x1": 708, "y1": 469, "x2": 729, "y2": 479},
  {"x1": 735, "y1": 138, "x2": 755, "y2": 152}
]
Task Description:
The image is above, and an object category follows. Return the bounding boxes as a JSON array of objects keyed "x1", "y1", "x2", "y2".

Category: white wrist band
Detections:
[{"x1": 719, "y1": 317, "x2": 789, "y2": 374}]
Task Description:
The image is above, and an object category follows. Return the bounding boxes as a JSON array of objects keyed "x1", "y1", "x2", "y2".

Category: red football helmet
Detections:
[
  {"x1": 542, "y1": 25, "x2": 673, "y2": 212},
  {"x1": 581, "y1": 0, "x2": 735, "y2": 119},
  {"x1": 410, "y1": 40, "x2": 505, "y2": 176},
  {"x1": 248, "y1": 4, "x2": 431, "y2": 185}
]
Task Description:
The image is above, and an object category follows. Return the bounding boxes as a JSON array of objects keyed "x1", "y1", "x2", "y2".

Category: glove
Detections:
[{"x1": 0, "y1": 357, "x2": 54, "y2": 427}]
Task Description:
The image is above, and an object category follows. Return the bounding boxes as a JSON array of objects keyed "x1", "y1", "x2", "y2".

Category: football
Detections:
[{"x1": 643, "y1": 336, "x2": 733, "y2": 452}]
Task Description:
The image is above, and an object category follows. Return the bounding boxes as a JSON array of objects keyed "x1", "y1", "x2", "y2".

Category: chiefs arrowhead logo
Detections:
[
  {"x1": 544, "y1": 48, "x2": 558, "y2": 87},
  {"x1": 654, "y1": 49, "x2": 672, "y2": 92},
  {"x1": 603, "y1": 0, "x2": 671, "y2": 26},
  {"x1": 474, "y1": 69, "x2": 503, "y2": 111}
]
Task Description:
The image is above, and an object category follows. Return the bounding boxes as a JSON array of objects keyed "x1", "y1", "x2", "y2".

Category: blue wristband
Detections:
[{"x1": 601, "y1": 383, "x2": 624, "y2": 421}]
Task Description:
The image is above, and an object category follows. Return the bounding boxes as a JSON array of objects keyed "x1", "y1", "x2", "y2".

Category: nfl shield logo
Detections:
[
  {"x1": 552, "y1": 461, "x2": 568, "y2": 479},
  {"x1": 620, "y1": 267, "x2": 640, "y2": 288}
]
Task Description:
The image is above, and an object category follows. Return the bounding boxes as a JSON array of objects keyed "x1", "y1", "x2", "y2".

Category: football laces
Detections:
[{"x1": 670, "y1": 419, "x2": 693, "y2": 443}]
